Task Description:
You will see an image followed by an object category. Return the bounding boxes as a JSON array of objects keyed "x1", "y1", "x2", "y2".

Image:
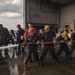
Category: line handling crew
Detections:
[
  {"x1": 40, "y1": 25, "x2": 59, "y2": 67},
  {"x1": 56, "y1": 30, "x2": 72, "y2": 61},
  {"x1": 24, "y1": 28, "x2": 40, "y2": 70}
]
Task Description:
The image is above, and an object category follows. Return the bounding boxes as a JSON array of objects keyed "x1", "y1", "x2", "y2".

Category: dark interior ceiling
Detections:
[
  {"x1": 49, "y1": 0, "x2": 75, "y2": 5},
  {"x1": 40, "y1": 0, "x2": 75, "y2": 11}
]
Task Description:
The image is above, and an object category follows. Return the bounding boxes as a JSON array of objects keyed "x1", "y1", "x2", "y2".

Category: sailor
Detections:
[
  {"x1": 56, "y1": 30, "x2": 71, "y2": 61},
  {"x1": 24, "y1": 28, "x2": 40, "y2": 70},
  {"x1": 24, "y1": 23, "x2": 38, "y2": 63},
  {"x1": 40, "y1": 25, "x2": 58, "y2": 67},
  {"x1": 70, "y1": 29, "x2": 75, "y2": 58}
]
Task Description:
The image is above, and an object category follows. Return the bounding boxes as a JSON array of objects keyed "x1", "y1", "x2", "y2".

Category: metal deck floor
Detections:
[{"x1": 0, "y1": 48, "x2": 75, "y2": 75}]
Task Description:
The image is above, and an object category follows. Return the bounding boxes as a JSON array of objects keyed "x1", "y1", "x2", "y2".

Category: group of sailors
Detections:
[
  {"x1": 0, "y1": 23, "x2": 75, "y2": 71},
  {"x1": 22, "y1": 24, "x2": 75, "y2": 71}
]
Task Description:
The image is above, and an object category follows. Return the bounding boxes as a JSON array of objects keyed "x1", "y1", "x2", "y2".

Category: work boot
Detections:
[
  {"x1": 66, "y1": 55, "x2": 70, "y2": 59},
  {"x1": 67, "y1": 55, "x2": 73, "y2": 60},
  {"x1": 25, "y1": 66, "x2": 28, "y2": 71},
  {"x1": 54, "y1": 55, "x2": 59, "y2": 65},
  {"x1": 37, "y1": 61, "x2": 40, "y2": 66},
  {"x1": 69, "y1": 54, "x2": 73, "y2": 60},
  {"x1": 25, "y1": 63, "x2": 28, "y2": 71},
  {"x1": 40, "y1": 59, "x2": 43, "y2": 67},
  {"x1": 54, "y1": 59, "x2": 59, "y2": 65}
]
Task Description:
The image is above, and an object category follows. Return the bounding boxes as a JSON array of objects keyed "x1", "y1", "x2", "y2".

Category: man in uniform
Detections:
[
  {"x1": 24, "y1": 28, "x2": 40, "y2": 70},
  {"x1": 16, "y1": 24, "x2": 25, "y2": 54},
  {"x1": 40, "y1": 25, "x2": 58, "y2": 67},
  {"x1": 56, "y1": 30, "x2": 71, "y2": 61},
  {"x1": 0, "y1": 24, "x2": 9, "y2": 65},
  {"x1": 70, "y1": 29, "x2": 75, "y2": 58},
  {"x1": 24, "y1": 23, "x2": 38, "y2": 63}
]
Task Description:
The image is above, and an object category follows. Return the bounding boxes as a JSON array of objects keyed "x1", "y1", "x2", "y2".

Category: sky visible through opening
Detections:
[{"x1": 0, "y1": 0, "x2": 23, "y2": 30}]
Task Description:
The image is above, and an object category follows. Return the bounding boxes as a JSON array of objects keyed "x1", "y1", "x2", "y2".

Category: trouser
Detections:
[
  {"x1": 18, "y1": 43, "x2": 24, "y2": 53},
  {"x1": 29, "y1": 56, "x2": 32, "y2": 61},
  {"x1": 18, "y1": 43, "x2": 21, "y2": 53},
  {"x1": 25, "y1": 48, "x2": 39, "y2": 63},
  {"x1": 70, "y1": 43, "x2": 75, "y2": 54},
  {"x1": 41, "y1": 45, "x2": 56, "y2": 61},
  {"x1": 56, "y1": 45, "x2": 70, "y2": 58},
  {"x1": 25, "y1": 48, "x2": 40, "y2": 70}
]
